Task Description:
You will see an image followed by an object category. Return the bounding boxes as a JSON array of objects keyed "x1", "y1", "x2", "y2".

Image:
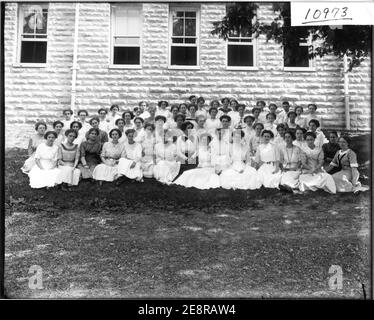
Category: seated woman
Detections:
[
  {"x1": 70, "y1": 121, "x2": 85, "y2": 146},
  {"x1": 179, "y1": 103, "x2": 188, "y2": 117},
  {"x1": 97, "y1": 108, "x2": 111, "y2": 133},
  {"x1": 286, "y1": 111, "x2": 298, "y2": 132},
  {"x1": 220, "y1": 129, "x2": 261, "y2": 190},
  {"x1": 186, "y1": 104, "x2": 198, "y2": 127},
  {"x1": 53, "y1": 120, "x2": 65, "y2": 146},
  {"x1": 295, "y1": 106, "x2": 307, "y2": 129},
  {"x1": 273, "y1": 123, "x2": 287, "y2": 150},
  {"x1": 86, "y1": 117, "x2": 109, "y2": 144},
  {"x1": 156, "y1": 100, "x2": 172, "y2": 119},
  {"x1": 264, "y1": 113, "x2": 278, "y2": 136},
  {"x1": 326, "y1": 135, "x2": 368, "y2": 193},
  {"x1": 293, "y1": 127, "x2": 308, "y2": 152},
  {"x1": 153, "y1": 129, "x2": 181, "y2": 184},
  {"x1": 57, "y1": 129, "x2": 81, "y2": 190},
  {"x1": 154, "y1": 115, "x2": 167, "y2": 144},
  {"x1": 93, "y1": 128, "x2": 124, "y2": 185},
  {"x1": 21, "y1": 121, "x2": 47, "y2": 174},
  {"x1": 210, "y1": 128, "x2": 231, "y2": 174},
  {"x1": 167, "y1": 104, "x2": 180, "y2": 130},
  {"x1": 194, "y1": 115, "x2": 207, "y2": 137},
  {"x1": 115, "y1": 118, "x2": 127, "y2": 144},
  {"x1": 307, "y1": 119, "x2": 327, "y2": 149},
  {"x1": 77, "y1": 109, "x2": 91, "y2": 135},
  {"x1": 299, "y1": 132, "x2": 336, "y2": 194},
  {"x1": 117, "y1": 129, "x2": 143, "y2": 182},
  {"x1": 248, "y1": 122, "x2": 264, "y2": 158},
  {"x1": 79, "y1": 128, "x2": 102, "y2": 180},
  {"x1": 141, "y1": 123, "x2": 156, "y2": 178},
  {"x1": 28, "y1": 131, "x2": 61, "y2": 189},
  {"x1": 279, "y1": 130, "x2": 303, "y2": 191},
  {"x1": 122, "y1": 110, "x2": 135, "y2": 131},
  {"x1": 173, "y1": 133, "x2": 220, "y2": 189},
  {"x1": 255, "y1": 130, "x2": 282, "y2": 189},
  {"x1": 145, "y1": 105, "x2": 157, "y2": 125},
  {"x1": 322, "y1": 131, "x2": 340, "y2": 171},
  {"x1": 176, "y1": 121, "x2": 198, "y2": 176},
  {"x1": 243, "y1": 115, "x2": 255, "y2": 143},
  {"x1": 171, "y1": 113, "x2": 185, "y2": 138}
]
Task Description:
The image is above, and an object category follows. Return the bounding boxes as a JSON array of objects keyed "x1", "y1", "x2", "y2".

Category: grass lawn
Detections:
[{"x1": 4, "y1": 148, "x2": 371, "y2": 298}]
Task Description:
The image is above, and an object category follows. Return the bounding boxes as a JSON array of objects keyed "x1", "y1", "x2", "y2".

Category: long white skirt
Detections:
[
  {"x1": 257, "y1": 163, "x2": 282, "y2": 189},
  {"x1": 153, "y1": 160, "x2": 180, "y2": 185},
  {"x1": 118, "y1": 158, "x2": 143, "y2": 180},
  {"x1": 280, "y1": 170, "x2": 301, "y2": 189},
  {"x1": 57, "y1": 165, "x2": 81, "y2": 185},
  {"x1": 173, "y1": 167, "x2": 220, "y2": 189},
  {"x1": 141, "y1": 158, "x2": 154, "y2": 178},
  {"x1": 29, "y1": 165, "x2": 61, "y2": 189},
  {"x1": 21, "y1": 154, "x2": 36, "y2": 174},
  {"x1": 299, "y1": 172, "x2": 336, "y2": 194},
  {"x1": 220, "y1": 164, "x2": 261, "y2": 190},
  {"x1": 92, "y1": 164, "x2": 119, "y2": 182}
]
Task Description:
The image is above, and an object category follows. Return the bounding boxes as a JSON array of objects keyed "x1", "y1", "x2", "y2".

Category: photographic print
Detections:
[{"x1": 2, "y1": 0, "x2": 372, "y2": 300}]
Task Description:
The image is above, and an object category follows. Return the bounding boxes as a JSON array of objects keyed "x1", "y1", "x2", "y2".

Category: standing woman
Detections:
[
  {"x1": 286, "y1": 111, "x2": 298, "y2": 132},
  {"x1": 194, "y1": 115, "x2": 207, "y2": 137},
  {"x1": 186, "y1": 104, "x2": 198, "y2": 127},
  {"x1": 179, "y1": 103, "x2": 188, "y2": 117},
  {"x1": 298, "y1": 132, "x2": 336, "y2": 193},
  {"x1": 53, "y1": 120, "x2": 65, "y2": 146},
  {"x1": 295, "y1": 106, "x2": 307, "y2": 129},
  {"x1": 264, "y1": 113, "x2": 278, "y2": 136},
  {"x1": 205, "y1": 106, "x2": 221, "y2": 135},
  {"x1": 153, "y1": 129, "x2": 181, "y2": 184},
  {"x1": 249, "y1": 122, "x2": 264, "y2": 157},
  {"x1": 77, "y1": 110, "x2": 91, "y2": 135},
  {"x1": 293, "y1": 127, "x2": 308, "y2": 152},
  {"x1": 93, "y1": 128, "x2": 123, "y2": 185},
  {"x1": 156, "y1": 100, "x2": 171, "y2": 119},
  {"x1": 279, "y1": 131, "x2": 303, "y2": 191},
  {"x1": 326, "y1": 135, "x2": 367, "y2": 192},
  {"x1": 305, "y1": 103, "x2": 322, "y2": 129},
  {"x1": 21, "y1": 121, "x2": 47, "y2": 174},
  {"x1": 154, "y1": 115, "x2": 167, "y2": 143},
  {"x1": 167, "y1": 104, "x2": 180, "y2": 130},
  {"x1": 98, "y1": 108, "x2": 110, "y2": 133},
  {"x1": 122, "y1": 110, "x2": 135, "y2": 131},
  {"x1": 141, "y1": 123, "x2": 156, "y2": 178},
  {"x1": 273, "y1": 123, "x2": 287, "y2": 149},
  {"x1": 87, "y1": 117, "x2": 109, "y2": 144},
  {"x1": 176, "y1": 121, "x2": 198, "y2": 176},
  {"x1": 61, "y1": 109, "x2": 74, "y2": 133},
  {"x1": 79, "y1": 128, "x2": 102, "y2": 180},
  {"x1": 28, "y1": 131, "x2": 61, "y2": 189},
  {"x1": 57, "y1": 129, "x2": 81, "y2": 190},
  {"x1": 308, "y1": 119, "x2": 327, "y2": 149},
  {"x1": 196, "y1": 97, "x2": 208, "y2": 117},
  {"x1": 117, "y1": 129, "x2": 143, "y2": 182},
  {"x1": 171, "y1": 113, "x2": 185, "y2": 138},
  {"x1": 134, "y1": 117, "x2": 145, "y2": 143},
  {"x1": 255, "y1": 130, "x2": 282, "y2": 189},
  {"x1": 243, "y1": 115, "x2": 255, "y2": 143},
  {"x1": 322, "y1": 131, "x2": 340, "y2": 170},
  {"x1": 108, "y1": 104, "x2": 122, "y2": 130},
  {"x1": 115, "y1": 118, "x2": 127, "y2": 144},
  {"x1": 218, "y1": 97, "x2": 232, "y2": 117},
  {"x1": 145, "y1": 105, "x2": 157, "y2": 125},
  {"x1": 70, "y1": 121, "x2": 85, "y2": 146}
]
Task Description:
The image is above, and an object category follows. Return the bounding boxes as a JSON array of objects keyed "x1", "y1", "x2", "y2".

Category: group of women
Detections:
[{"x1": 21, "y1": 97, "x2": 368, "y2": 193}]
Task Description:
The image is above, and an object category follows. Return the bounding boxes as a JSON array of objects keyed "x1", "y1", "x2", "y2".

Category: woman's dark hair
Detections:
[
  {"x1": 230, "y1": 98, "x2": 239, "y2": 105},
  {"x1": 44, "y1": 131, "x2": 58, "y2": 139},
  {"x1": 269, "y1": 103, "x2": 278, "y2": 110},
  {"x1": 208, "y1": 106, "x2": 218, "y2": 114},
  {"x1": 134, "y1": 116, "x2": 145, "y2": 123},
  {"x1": 175, "y1": 113, "x2": 186, "y2": 122},
  {"x1": 122, "y1": 110, "x2": 135, "y2": 120},
  {"x1": 282, "y1": 101, "x2": 290, "y2": 107},
  {"x1": 115, "y1": 118, "x2": 125, "y2": 126},
  {"x1": 170, "y1": 104, "x2": 180, "y2": 112},
  {"x1": 109, "y1": 128, "x2": 122, "y2": 138},
  {"x1": 64, "y1": 128, "x2": 78, "y2": 138},
  {"x1": 261, "y1": 129, "x2": 274, "y2": 138},
  {"x1": 266, "y1": 112, "x2": 277, "y2": 120},
  {"x1": 35, "y1": 121, "x2": 47, "y2": 131},
  {"x1": 220, "y1": 115, "x2": 231, "y2": 122},
  {"x1": 62, "y1": 109, "x2": 73, "y2": 115},
  {"x1": 276, "y1": 123, "x2": 287, "y2": 131},
  {"x1": 144, "y1": 122, "x2": 155, "y2": 131},
  {"x1": 305, "y1": 131, "x2": 316, "y2": 140},
  {"x1": 308, "y1": 103, "x2": 317, "y2": 110},
  {"x1": 295, "y1": 127, "x2": 307, "y2": 135},
  {"x1": 256, "y1": 100, "x2": 266, "y2": 107},
  {"x1": 179, "y1": 103, "x2": 188, "y2": 109},
  {"x1": 158, "y1": 100, "x2": 169, "y2": 107},
  {"x1": 139, "y1": 101, "x2": 148, "y2": 107},
  {"x1": 188, "y1": 95, "x2": 197, "y2": 101},
  {"x1": 338, "y1": 135, "x2": 351, "y2": 146},
  {"x1": 284, "y1": 130, "x2": 296, "y2": 141},
  {"x1": 70, "y1": 121, "x2": 82, "y2": 130},
  {"x1": 187, "y1": 103, "x2": 197, "y2": 111},
  {"x1": 221, "y1": 97, "x2": 230, "y2": 104},
  {"x1": 98, "y1": 108, "x2": 108, "y2": 114},
  {"x1": 244, "y1": 115, "x2": 255, "y2": 122},
  {"x1": 89, "y1": 117, "x2": 100, "y2": 125},
  {"x1": 236, "y1": 104, "x2": 245, "y2": 111},
  {"x1": 308, "y1": 119, "x2": 320, "y2": 128},
  {"x1": 110, "y1": 104, "x2": 119, "y2": 111},
  {"x1": 197, "y1": 96, "x2": 205, "y2": 104},
  {"x1": 199, "y1": 133, "x2": 213, "y2": 144},
  {"x1": 232, "y1": 129, "x2": 245, "y2": 139},
  {"x1": 125, "y1": 128, "x2": 136, "y2": 136},
  {"x1": 251, "y1": 107, "x2": 261, "y2": 114},
  {"x1": 52, "y1": 120, "x2": 64, "y2": 129},
  {"x1": 87, "y1": 128, "x2": 100, "y2": 136},
  {"x1": 287, "y1": 111, "x2": 297, "y2": 118},
  {"x1": 77, "y1": 109, "x2": 88, "y2": 116},
  {"x1": 329, "y1": 131, "x2": 338, "y2": 137},
  {"x1": 155, "y1": 115, "x2": 167, "y2": 123},
  {"x1": 295, "y1": 105, "x2": 304, "y2": 113},
  {"x1": 210, "y1": 100, "x2": 220, "y2": 107},
  {"x1": 181, "y1": 121, "x2": 194, "y2": 132},
  {"x1": 254, "y1": 122, "x2": 264, "y2": 130}
]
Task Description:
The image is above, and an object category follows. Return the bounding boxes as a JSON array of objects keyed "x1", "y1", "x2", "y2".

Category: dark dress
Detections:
[
  {"x1": 78, "y1": 140, "x2": 102, "y2": 179},
  {"x1": 322, "y1": 142, "x2": 340, "y2": 172},
  {"x1": 85, "y1": 129, "x2": 108, "y2": 144}
]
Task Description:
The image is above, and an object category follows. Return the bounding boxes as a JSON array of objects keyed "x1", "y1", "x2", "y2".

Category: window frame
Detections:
[
  {"x1": 226, "y1": 35, "x2": 258, "y2": 71},
  {"x1": 168, "y1": 5, "x2": 200, "y2": 70},
  {"x1": 283, "y1": 34, "x2": 315, "y2": 72},
  {"x1": 16, "y1": 2, "x2": 49, "y2": 67},
  {"x1": 109, "y1": 3, "x2": 143, "y2": 69}
]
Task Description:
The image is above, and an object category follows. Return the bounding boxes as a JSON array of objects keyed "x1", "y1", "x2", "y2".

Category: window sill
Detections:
[
  {"x1": 226, "y1": 66, "x2": 259, "y2": 71},
  {"x1": 168, "y1": 65, "x2": 201, "y2": 70},
  {"x1": 108, "y1": 64, "x2": 142, "y2": 70},
  {"x1": 12, "y1": 63, "x2": 47, "y2": 68},
  {"x1": 283, "y1": 67, "x2": 316, "y2": 72}
]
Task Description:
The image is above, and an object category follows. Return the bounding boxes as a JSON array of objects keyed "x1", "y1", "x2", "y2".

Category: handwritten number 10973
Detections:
[{"x1": 304, "y1": 7, "x2": 349, "y2": 23}]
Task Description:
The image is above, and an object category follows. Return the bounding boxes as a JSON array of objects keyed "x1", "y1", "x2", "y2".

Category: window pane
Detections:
[
  {"x1": 284, "y1": 45, "x2": 309, "y2": 67},
  {"x1": 23, "y1": 6, "x2": 48, "y2": 35},
  {"x1": 114, "y1": 7, "x2": 141, "y2": 36},
  {"x1": 185, "y1": 12, "x2": 196, "y2": 18},
  {"x1": 20, "y1": 41, "x2": 47, "y2": 63},
  {"x1": 228, "y1": 45, "x2": 253, "y2": 67},
  {"x1": 172, "y1": 37, "x2": 184, "y2": 44},
  {"x1": 173, "y1": 18, "x2": 184, "y2": 37},
  {"x1": 185, "y1": 18, "x2": 196, "y2": 36},
  {"x1": 113, "y1": 46, "x2": 140, "y2": 65},
  {"x1": 184, "y1": 38, "x2": 196, "y2": 44},
  {"x1": 171, "y1": 46, "x2": 197, "y2": 66},
  {"x1": 115, "y1": 36, "x2": 140, "y2": 46}
]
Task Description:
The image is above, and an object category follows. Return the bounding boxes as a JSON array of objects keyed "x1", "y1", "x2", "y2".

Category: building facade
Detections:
[{"x1": 4, "y1": 2, "x2": 372, "y2": 148}]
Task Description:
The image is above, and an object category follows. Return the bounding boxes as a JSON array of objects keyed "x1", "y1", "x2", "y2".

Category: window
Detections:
[
  {"x1": 18, "y1": 3, "x2": 48, "y2": 64},
  {"x1": 111, "y1": 4, "x2": 142, "y2": 67},
  {"x1": 283, "y1": 28, "x2": 313, "y2": 70},
  {"x1": 226, "y1": 10, "x2": 256, "y2": 68},
  {"x1": 169, "y1": 6, "x2": 199, "y2": 68}
]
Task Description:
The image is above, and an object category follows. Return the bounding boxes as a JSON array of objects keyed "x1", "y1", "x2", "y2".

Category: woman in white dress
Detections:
[
  {"x1": 117, "y1": 129, "x2": 143, "y2": 182},
  {"x1": 205, "y1": 106, "x2": 221, "y2": 135},
  {"x1": 156, "y1": 100, "x2": 171, "y2": 119},
  {"x1": 273, "y1": 123, "x2": 287, "y2": 150},
  {"x1": 98, "y1": 108, "x2": 111, "y2": 133},
  {"x1": 77, "y1": 110, "x2": 91, "y2": 135},
  {"x1": 210, "y1": 128, "x2": 231, "y2": 174},
  {"x1": 70, "y1": 121, "x2": 86, "y2": 146},
  {"x1": 194, "y1": 115, "x2": 207, "y2": 137},
  {"x1": 299, "y1": 132, "x2": 336, "y2": 193},
  {"x1": 141, "y1": 123, "x2": 156, "y2": 178},
  {"x1": 176, "y1": 121, "x2": 198, "y2": 176},
  {"x1": 279, "y1": 131, "x2": 303, "y2": 191},
  {"x1": 243, "y1": 115, "x2": 255, "y2": 144},
  {"x1": 286, "y1": 111, "x2": 298, "y2": 131},
  {"x1": 28, "y1": 131, "x2": 61, "y2": 189},
  {"x1": 154, "y1": 115, "x2": 167, "y2": 144},
  {"x1": 264, "y1": 113, "x2": 278, "y2": 136},
  {"x1": 53, "y1": 120, "x2": 65, "y2": 147},
  {"x1": 255, "y1": 130, "x2": 282, "y2": 189},
  {"x1": 293, "y1": 127, "x2": 308, "y2": 151},
  {"x1": 122, "y1": 110, "x2": 135, "y2": 131},
  {"x1": 230, "y1": 104, "x2": 246, "y2": 129},
  {"x1": 170, "y1": 113, "x2": 185, "y2": 138},
  {"x1": 295, "y1": 106, "x2": 307, "y2": 129},
  {"x1": 220, "y1": 129, "x2": 261, "y2": 190},
  {"x1": 248, "y1": 122, "x2": 264, "y2": 159},
  {"x1": 21, "y1": 121, "x2": 47, "y2": 174},
  {"x1": 153, "y1": 130, "x2": 181, "y2": 184},
  {"x1": 167, "y1": 105, "x2": 180, "y2": 130},
  {"x1": 307, "y1": 119, "x2": 327, "y2": 149},
  {"x1": 57, "y1": 129, "x2": 81, "y2": 190},
  {"x1": 92, "y1": 128, "x2": 123, "y2": 185},
  {"x1": 196, "y1": 97, "x2": 208, "y2": 118},
  {"x1": 134, "y1": 117, "x2": 145, "y2": 143},
  {"x1": 87, "y1": 117, "x2": 109, "y2": 144},
  {"x1": 115, "y1": 118, "x2": 127, "y2": 144},
  {"x1": 61, "y1": 109, "x2": 74, "y2": 134},
  {"x1": 186, "y1": 104, "x2": 197, "y2": 127},
  {"x1": 179, "y1": 103, "x2": 188, "y2": 118},
  {"x1": 173, "y1": 133, "x2": 220, "y2": 189},
  {"x1": 107, "y1": 104, "x2": 122, "y2": 130},
  {"x1": 305, "y1": 103, "x2": 323, "y2": 130}
]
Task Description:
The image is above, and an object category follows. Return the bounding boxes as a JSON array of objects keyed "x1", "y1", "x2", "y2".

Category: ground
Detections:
[{"x1": 4, "y1": 148, "x2": 371, "y2": 299}]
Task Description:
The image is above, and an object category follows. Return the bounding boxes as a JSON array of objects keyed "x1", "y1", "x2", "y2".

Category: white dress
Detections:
[
  {"x1": 205, "y1": 118, "x2": 221, "y2": 135},
  {"x1": 255, "y1": 143, "x2": 282, "y2": 188},
  {"x1": 264, "y1": 122, "x2": 278, "y2": 136},
  {"x1": 293, "y1": 140, "x2": 308, "y2": 152},
  {"x1": 173, "y1": 146, "x2": 220, "y2": 189},
  {"x1": 22, "y1": 134, "x2": 45, "y2": 173},
  {"x1": 92, "y1": 142, "x2": 123, "y2": 182},
  {"x1": 117, "y1": 141, "x2": 143, "y2": 180},
  {"x1": 220, "y1": 142, "x2": 261, "y2": 190},
  {"x1": 99, "y1": 119, "x2": 111, "y2": 133},
  {"x1": 210, "y1": 138, "x2": 231, "y2": 172},
  {"x1": 298, "y1": 146, "x2": 336, "y2": 194},
  {"x1": 141, "y1": 135, "x2": 156, "y2": 178},
  {"x1": 28, "y1": 143, "x2": 61, "y2": 188},
  {"x1": 62, "y1": 119, "x2": 74, "y2": 133},
  {"x1": 153, "y1": 142, "x2": 180, "y2": 184},
  {"x1": 107, "y1": 113, "x2": 122, "y2": 131},
  {"x1": 134, "y1": 128, "x2": 146, "y2": 143},
  {"x1": 279, "y1": 145, "x2": 303, "y2": 189},
  {"x1": 155, "y1": 109, "x2": 171, "y2": 119}
]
